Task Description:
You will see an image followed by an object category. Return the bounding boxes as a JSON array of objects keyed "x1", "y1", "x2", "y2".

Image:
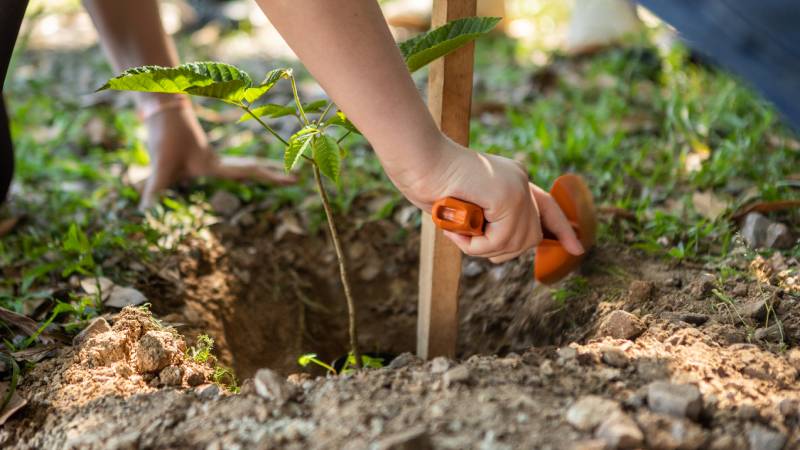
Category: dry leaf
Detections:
[
  {"x1": 0, "y1": 217, "x2": 19, "y2": 238},
  {"x1": 81, "y1": 277, "x2": 147, "y2": 308},
  {"x1": 692, "y1": 191, "x2": 730, "y2": 220},
  {"x1": 11, "y1": 345, "x2": 58, "y2": 363},
  {"x1": 0, "y1": 307, "x2": 38, "y2": 336},
  {"x1": 0, "y1": 382, "x2": 26, "y2": 426},
  {"x1": 732, "y1": 200, "x2": 800, "y2": 221},
  {"x1": 274, "y1": 211, "x2": 305, "y2": 241}
]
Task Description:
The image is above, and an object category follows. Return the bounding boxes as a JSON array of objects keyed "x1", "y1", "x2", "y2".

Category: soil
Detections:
[{"x1": 2, "y1": 203, "x2": 800, "y2": 449}]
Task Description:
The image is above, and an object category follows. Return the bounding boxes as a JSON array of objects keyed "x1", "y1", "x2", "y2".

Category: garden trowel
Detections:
[{"x1": 432, "y1": 174, "x2": 597, "y2": 284}]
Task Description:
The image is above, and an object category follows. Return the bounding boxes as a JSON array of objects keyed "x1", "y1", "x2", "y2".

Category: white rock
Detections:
[
  {"x1": 254, "y1": 368, "x2": 291, "y2": 404},
  {"x1": 566, "y1": 396, "x2": 622, "y2": 431},
  {"x1": 647, "y1": 381, "x2": 703, "y2": 421},
  {"x1": 595, "y1": 411, "x2": 643, "y2": 449},
  {"x1": 748, "y1": 425, "x2": 786, "y2": 450},
  {"x1": 741, "y1": 212, "x2": 770, "y2": 248}
]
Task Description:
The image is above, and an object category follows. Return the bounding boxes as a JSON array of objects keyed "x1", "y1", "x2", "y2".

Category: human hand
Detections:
[{"x1": 390, "y1": 135, "x2": 585, "y2": 263}]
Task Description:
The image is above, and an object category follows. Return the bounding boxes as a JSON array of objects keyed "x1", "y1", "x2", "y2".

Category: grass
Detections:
[{"x1": 1, "y1": 8, "x2": 799, "y2": 341}]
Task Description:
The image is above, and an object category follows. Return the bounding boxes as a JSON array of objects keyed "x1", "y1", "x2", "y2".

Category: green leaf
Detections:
[
  {"x1": 243, "y1": 68, "x2": 291, "y2": 104},
  {"x1": 325, "y1": 111, "x2": 361, "y2": 135},
  {"x1": 186, "y1": 79, "x2": 249, "y2": 104},
  {"x1": 238, "y1": 103, "x2": 297, "y2": 123},
  {"x1": 99, "y1": 61, "x2": 253, "y2": 102},
  {"x1": 399, "y1": 16, "x2": 500, "y2": 73},
  {"x1": 312, "y1": 134, "x2": 341, "y2": 183},
  {"x1": 302, "y1": 99, "x2": 328, "y2": 113},
  {"x1": 297, "y1": 353, "x2": 317, "y2": 367},
  {"x1": 285, "y1": 126, "x2": 319, "y2": 172}
]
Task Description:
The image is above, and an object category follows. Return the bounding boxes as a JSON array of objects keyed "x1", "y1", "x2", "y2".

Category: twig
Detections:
[
  {"x1": 241, "y1": 105, "x2": 289, "y2": 146},
  {"x1": 312, "y1": 164, "x2": 361, "y2": 368}
]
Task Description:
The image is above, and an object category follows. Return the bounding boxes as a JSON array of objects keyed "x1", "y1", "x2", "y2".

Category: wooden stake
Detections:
[{"x1": 417, "y1": 0, "x2": 477, "y2": 360}]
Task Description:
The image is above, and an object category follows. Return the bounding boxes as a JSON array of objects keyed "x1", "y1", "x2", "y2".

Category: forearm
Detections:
[{"x1": 255, "y1": 0, "x2": 446, "y2": 182}]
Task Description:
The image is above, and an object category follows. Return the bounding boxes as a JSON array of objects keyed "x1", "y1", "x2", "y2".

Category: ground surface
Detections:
[{"x1": 2, "y1": 1, "x2": 800, "y2": 449}]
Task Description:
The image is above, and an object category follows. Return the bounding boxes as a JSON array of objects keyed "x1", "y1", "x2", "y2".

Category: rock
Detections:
[
  {"x1": 566, "y1": 396, "x2": 622, "y2": 431},
  {"x1": 596, "y1": 310, "x2": 646, "y2": 340},
  {"x1": 72, "y1": 317, "x2": 111, "y2": 347},
  {"x1": 601, "y1": 346, "x2": 629, "y2": 368},
  {"x1": 661, "y1": 312, "x2": 709, "y2": 325},
  {"x1": 647, "y1": 381, "x2": 703, "y2": 421},
  {"x1": 388, "y1": 353, "x2": 420, "y2": 370},
  {"x1": 462, "y1": 260, "x2": 483, "y2": 278},
  {"x1": 133, "y1": 330, "x2": 183, "y2": 373},
  {"x1": 787, "y1": 348, "x2": 800, "y2": 372},
  {"x1": 254, "y1": 368, "x2": 292, "y2": 404},
  {"x1": 196, "y1": 383, "x2": 221, "y2": 400},
  {"x1": 688, "y1": 273, "x2": 716, "y2": 299},
  {"x1": 628, "y1": 280, "x2": 654, "y2": 302},
  {"x1": 557, "y1": 346, "x2": 578, "y2": 363},
  {"x1": 748, "y1": 425, "x2": 786, "y2": 450},
  {"x1": 570, "y1": 440, "x2": 607, "y2": 450},
  {"x1": 778, "y1": 398, "x2": 798, "y2": 417},
  {"x1": 741, "y1": 298, "x2": 768, "y2": 320},
  {"x1": 209, "y1": 190, "x2": 241, "y2": 216},
  {"x1": 635, "y1": 410, "x2": 707, "y2": 450},
  {"x1": 359, "y1": 264, "x2": 381, "y2": 281},
  {"x1": 80, "y1": 277, "x2": 115, "y2": 300},
  {"x1": 429, "y1": 356, "x2": 451, "y2": 373},
  {"x1": 442, "y1": 365, "x2": 470, "y2": 387},
  {"x1": 159, "y1": 365, "x2": 184, "y2": 386},
  {"x1": 184, "y1": 366, "x2": 206, "y2": 386},
  {"x1": 374, "y1": 425, "x2": 432, "y2": 450},
  {"x1": 754, "y1": 324, "x2": 783, "y2": 342},
  {"x1": 741, "y1": 212, "x2": 770, "y2": 248},
  {"x1": 595, "y1": 411, "x2": 643, "y2": 449},
  {"x1": 637, "y1": 359, "x2": 670, "y2": 381},
  {"x1": 765, "y1": 222, "x2": 794, "y2": 249}
]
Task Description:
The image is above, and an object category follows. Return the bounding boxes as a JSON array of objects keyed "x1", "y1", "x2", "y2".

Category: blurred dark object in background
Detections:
[{"x1": 1, "y1": 1, "x2": 29, "y2": 205}]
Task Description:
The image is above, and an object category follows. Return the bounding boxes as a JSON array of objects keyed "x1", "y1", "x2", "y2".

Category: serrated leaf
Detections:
[
  {"x1": 312, "y1": 134, "x2": 341, "y2": 183},
  {"x1": 186, "y1": 79, "x2": 248, "y2": 103},
  {"x1": 325, "y1": 111, "x2": 361, "y2": 135},
  {"x1": 285, "y1": 126, "x2": 319, "y2": 172},
  {"x1": 238, "y1": 103, "x2": 297, "y2": 123},
  {"x1": 302, "y1": 99, "x2": 329, "y2": 113},
  {"x1": 99, "y1": 61, "x2": 253, "y2": 100},
  {"x1": 243, "y1": 68, "x2": 291, "y2": 103},
  {"x1": 399, "y1": 17, "x2": 500, "y2": 73}
]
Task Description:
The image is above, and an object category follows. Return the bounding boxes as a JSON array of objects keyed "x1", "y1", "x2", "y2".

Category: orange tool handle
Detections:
[{"x1": 431, "y1": 197, "x2": 485, "y2": 236}]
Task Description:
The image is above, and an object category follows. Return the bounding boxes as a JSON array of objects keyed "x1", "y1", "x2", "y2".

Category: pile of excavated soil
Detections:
[{"x1": 2, "y1": 208, "x2": 799, "y2": 449}]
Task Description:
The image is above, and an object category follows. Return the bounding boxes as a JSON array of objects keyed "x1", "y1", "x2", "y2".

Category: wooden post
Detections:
[{"x1": 417, "y1": 0, "x2": 477, "y2": 360}]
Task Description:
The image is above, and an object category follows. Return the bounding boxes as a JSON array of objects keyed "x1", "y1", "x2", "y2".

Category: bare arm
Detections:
[{"x1": 256, "y1": 0, "x2": 583, "y2": 261}]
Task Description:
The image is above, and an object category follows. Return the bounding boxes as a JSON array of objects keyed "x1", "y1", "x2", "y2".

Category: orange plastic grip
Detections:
[{"x1": 431, "y1": 197, "x2": 485, "y2": 236}]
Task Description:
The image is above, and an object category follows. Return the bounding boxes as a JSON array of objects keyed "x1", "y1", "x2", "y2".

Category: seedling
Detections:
[
  {"x1": 100, "y1": 17, "x2": 499, "y2": 371},
  {"x1": 297, "y1": 351, "x2": 386, "y2": 376}
]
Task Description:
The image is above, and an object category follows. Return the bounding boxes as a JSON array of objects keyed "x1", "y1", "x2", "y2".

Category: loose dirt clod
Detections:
[
  {"x1": 594, "y1": 411, "x2": 643, "y2": 449},
  {"x1": 646, "y1": 381, "x2": 703, "y2": 421},
  {"x1": 596, "y1": 310, "x2": 646, "y2": 340},
  {"x1": 566, "y1": 396, "x2": 622, "y2": 431}
]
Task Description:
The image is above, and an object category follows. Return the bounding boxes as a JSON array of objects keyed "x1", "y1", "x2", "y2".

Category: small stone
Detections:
[
  {"x1": 741, "y1": 212, "x2": 770, "y2": 248},
  {"x1": 387, "y1": 353, "x2": 420, "y2": 370},
  {"x1": 463, "y1": 260, "x2": 483, "y2": 278},
  {"x1": 489, "y1": 264, "x2": 510, "y2": 282},
  {"x1": 754, "y1": 324, "x2": 783, "y2": 342},
  {"x1": 557, "y1": 346, "x2": 578, "y2": 362},
  {"x1": 628, "y1": 280, "x2": 654, "y2": 302},
  {"x1": 787, "y1": 348, "x2": 800, "y2": 372},
  {"x1": 741, "y1": 298, "x2": 768, "y2": 320},
  {"x1": 286, "y1": 372, "x2": 312, "y2": 386},
  {"x1": 647, "y1": 381, "x2": 703, "y2": 421},
  {"x1": 374, "y1": 425, "x2": 431, "y2": 450},
  {"x1": 429, "y1": 356, "x2": 451, "y2": 373},
  {"x1": 688, "y1": 273, "x2": 716, "y2": 299},
  {"x1": 595, "y1": 411, "x2": 643, "y2": 449},
  {"x1": 72, "y1": 317, "x2": 111, "y2": 347},
  {"x1": 637, "y1": 359, "x2": 670, "y2": 381},
  {"x1": 105, "y1": 286, "x2": 147, "y2": 308},
  {"x1": 209, "y1": 190, "x2": 241, "y2": 216},
  {"x1": 748, "y1": 425, "x2": 786, "y2": 450},
  {"x1": 661, "y1": 312, "x2": 709, "y2": 325},
  {"x1": 778, "y1": 398, "x2": 798, "y2": 417},
  {"x1": 184, "y1": 366, "x2": 206, "y2": 386},
  {"x1": 359, "y1": 264, "x2": 381, "y2": 281},
  {"x1": 601, "y1": 346, "x2": 629, "y2": 368},
  {"x1": 254, "y1": 368, "x2": 292, "y2": 404},
  {"x1": 570, "y1": 439, "x2": 607, "y2": 450},
  {"x1": 196, "y1": 383, "x2": 220, "y2": 400},
  {"x1": 159, "y1": 365, "x2": 184, "y2": 386},
  {"x1": 566, "y1": 396, "x2": 622, "y2": 431},
  {"x1": 442, "y1": 365, "x2": 470, "y2": 387},
  {"x1": 596, "y1": 310, "x2": 646, "y2": 340},
  {"x1": 765, "y1": 222, "x2": 794, "y2": 249},
  {"x1": 133, "y1": 330, "x2": 183, "y2": 373},
  {"x1": 635, "y1": 410, "x2": 706, "y2": 450}
]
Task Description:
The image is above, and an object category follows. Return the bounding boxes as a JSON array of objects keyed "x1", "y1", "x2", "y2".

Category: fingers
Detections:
[
  {"x1": 211, "y1": 156, "x2": 297, "y2": 185},
  {"x1": 530, "y1": 183, "x2": 585, "y2": 256}
]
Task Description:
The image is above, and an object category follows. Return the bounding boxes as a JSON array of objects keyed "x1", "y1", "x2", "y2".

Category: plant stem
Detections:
[
  {"x1": 317, "y1": 102, "x2": 334, "y2": 125},
  {"x1": 290, "y1": 76, "x2": 309, "y2": 125},
  {"x1": 337, "y1": 130, "x2": 352, "y2": 145},
  {"x1": 242, "y1": 105, "x2": 289, "y2": 146},
  {"x1": 312, "y1": 164, "x2": 362, "y2": 369}
]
